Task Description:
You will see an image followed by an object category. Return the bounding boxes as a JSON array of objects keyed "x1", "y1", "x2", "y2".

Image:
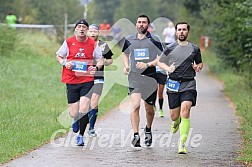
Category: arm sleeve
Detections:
[
  {"x1": 122, "y1": 38, "x2": 131, "y2": 54},
  {"x1": 194, "y1": 46, "x2": 202, "y2": 64},
  {"x1": 93, "y1": 43, "x2": 103, "y2": 61},
  {"x1": 56, "y1": 41, "x2": 68, "y2": 58},
  {"x1": 103, "y1": 43, "x2": 113, "y2": 59}
]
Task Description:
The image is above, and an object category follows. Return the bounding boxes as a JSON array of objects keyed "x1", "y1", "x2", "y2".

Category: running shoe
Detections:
[
  {"x1": 178, "y1": 143, "x2": 187, "y2": 154},
  {"x1": 72, "y1": 120, "x2": 79, "y2": 133},
  {"x1": 159, "y1": 109, "x2": 164, "y2": 117},
  {"x1": 131, "y1": 134, "x2": 141, "y2": 147},
  {"x1": 76, "y1": 134, "x2": 84, "y2": 146},
  {"x1": 88, "y1": 129, "x2": 97, "y2": 137},
  {"x1": 144, "y1": 128, "x2": 152, "y2": 147},
  {"x1": 170, "y1": 118, "x2": 181, "y2": 134}
]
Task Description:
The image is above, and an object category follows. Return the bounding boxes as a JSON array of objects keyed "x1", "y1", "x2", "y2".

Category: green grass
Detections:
[
  {"x1": 203, "y1": 50, "x2": 252, "y2": 165},
  {"x1": 0, "y1": 33, "x2": 127, "y2": 164}
]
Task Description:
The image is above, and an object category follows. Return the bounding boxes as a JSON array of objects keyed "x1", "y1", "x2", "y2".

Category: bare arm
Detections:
[
  {"x1": 56, "y1": 55, "x2": 73, "y2": 69},
  {"x1": 157, "y1": 58, "x2": 175, "y2": 73},
  {"x1": 122, "y1": 52, "x2": 130, "y2": 75}
]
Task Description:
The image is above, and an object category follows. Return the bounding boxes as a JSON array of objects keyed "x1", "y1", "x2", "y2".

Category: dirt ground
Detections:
[{"x1": 2, "y1": 68, "x2": 246, "y2": 167}]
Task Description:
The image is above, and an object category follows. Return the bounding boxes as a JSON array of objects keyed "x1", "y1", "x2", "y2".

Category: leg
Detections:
[
  {"x1": 144, "y1": 102, "x2": 155, "y2": 129},
  {"x1": 179, "y1": 101, "x2": 192, "y2": 144},
  {"x1": 79, "y1": 96, "x2": 91, "y2": 136},
  {"x1": 88, "y1": 92, "x2": 100, "y2": 137},
  {"x1": 167, "y1": 91, "x2": 181, "y2": 134},
  {"x1": 66, "y1": 84, "x2": 81, "y2": 133},
  {"x1": 143, "y1": 88, "x2": 157, "y2": 147},
  {"x1": 170, "y1": 107, "x2": 181, "y2": 121},
  {"x1": 178, "y1": 90, "x2": 197, "y2": 154},
  {"x1": 130, "y1": 93, "x2": 141, "y2": 133},
  {"x1": 158, "y1": 83, "x2": 165, "y2": 117},
  {"x1": 68, "y1": 102, "x2": 79, "y2": 119},
  {"x1": 130, "y1": 92, "x2": 141, "y2": 147}
]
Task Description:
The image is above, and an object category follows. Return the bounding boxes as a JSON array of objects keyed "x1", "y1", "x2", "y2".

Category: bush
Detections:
[{"x1": 0, "y1": 25, "x2": 18, "y2": 56}]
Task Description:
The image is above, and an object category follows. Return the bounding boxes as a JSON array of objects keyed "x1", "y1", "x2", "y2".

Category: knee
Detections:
[
  {"x1": 180, "y1": 110, "x2": 190, "y2": 118},
  {"x1": 170, "y1": 112, "x2": 179, "y2": 121},
  {"x1": 79, "y1": 105, "x2": 89, "y2": 114},
  {"x1": 69, "y1": 111, "x2": 78, "y2": 118},
  {"x1": 132, "y1": 105, "x2": 140, "y2": 113}
]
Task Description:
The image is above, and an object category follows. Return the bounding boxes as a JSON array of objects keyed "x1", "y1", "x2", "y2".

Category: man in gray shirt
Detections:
[
  {"x1": 122, "y1": 14, "x2": 163, "y2": 147},
  {"x1": 158, "y1": 21, "x2": 203, "y2": 154}
]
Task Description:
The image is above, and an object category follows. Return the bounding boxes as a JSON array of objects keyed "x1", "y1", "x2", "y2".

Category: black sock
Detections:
[
  {"x1": 79, "y1": 114, "x2": 89, "y2": 136},
  {"x1": 134, "y1": 132, "x2": 139, "y2": 136},
  {"x1": 145, "y1": 126, "x2": 151, "y2": 132},
  {"x1": 159, "y1": 98, "x2": 164, "y2": 110}
]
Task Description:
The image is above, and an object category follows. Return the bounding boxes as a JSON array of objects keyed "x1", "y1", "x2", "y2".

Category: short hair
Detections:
[
  {"x1": 137, "y1": 14, "x2": 150, "y2": 24},
  {"x1": 175, "y1": 22, "x2": 190, "y2": 32}
]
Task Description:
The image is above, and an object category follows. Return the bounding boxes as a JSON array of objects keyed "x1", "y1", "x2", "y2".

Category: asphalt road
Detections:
[{"x1": 2, "y1": 68, "x2": 246, "y2": 167}]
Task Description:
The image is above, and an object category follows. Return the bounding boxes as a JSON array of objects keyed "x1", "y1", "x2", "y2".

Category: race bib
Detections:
[
  {"x1": 134, "y1": 48, "x2": 149, "y2": 60},
  {"x1": 166, "y1": 79, "x2": 180, "y2": 92},
  {"x1": 94, "y1": 79, "x2": 104, "y2": 84},
  {"x1": 72, "y1": 61, "x2": 88, "y2": 73}
]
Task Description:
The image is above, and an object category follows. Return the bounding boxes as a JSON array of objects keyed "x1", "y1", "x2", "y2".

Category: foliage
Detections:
[
  {"x1": 0, "y1": 26, "x2": 18, "y2": 56},
  {"x1": 203, "y1": 50, "x2": 252, "y2": 164},
  {"x1": 0, "y1": 0, "x2": 15, "y2": 22},
  {"x1": 88, "y1": 0, "x2": 121, "y2": 24},
  {"x1": 114, "y1": 0, "x2": 159, "y2": 23},
  {"x1": 200, "y1": 0, "x2": 252, "y2": 87}
]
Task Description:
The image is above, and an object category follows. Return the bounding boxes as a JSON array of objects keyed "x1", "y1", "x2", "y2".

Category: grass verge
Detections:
[
  {"x1": 0, "y1": 33, "x2": 127, "y2": 164},
  {"x1": 203, "y1": 49, "x2": 252, "y2": 165}
]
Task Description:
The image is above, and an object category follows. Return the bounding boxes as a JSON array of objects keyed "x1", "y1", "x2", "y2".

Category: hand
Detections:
[
  {"x1": 136, "y1": 62, "x2": 148, "y2": 69},
  {"x1": 123, "y1": 67, "x2": 130, "y2": 75},
  {"x1": 65, "y1": 61, "x2": 73, "y2": 70},
  {"x1": 88, "y1": 66, "x2": 97, "y2": 75},
  {"x1": 192, "y1": 63, "x2": 201, "y2": 72},
  {"x1": 168, "y1": 62, "x2": 176, "y2": 73}
]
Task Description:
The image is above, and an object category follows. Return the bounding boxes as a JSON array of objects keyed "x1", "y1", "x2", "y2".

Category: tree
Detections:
[
  {"x1": 88, "y1": 0, "x2": 121, "y2": 24},
  {"x1": 114, "y1": 0, "x2": 159, "y2": 23}
]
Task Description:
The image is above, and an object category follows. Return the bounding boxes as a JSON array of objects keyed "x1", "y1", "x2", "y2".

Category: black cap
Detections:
[{"x1": 75, "y1": 19, "x2": 89, "y2": 28}]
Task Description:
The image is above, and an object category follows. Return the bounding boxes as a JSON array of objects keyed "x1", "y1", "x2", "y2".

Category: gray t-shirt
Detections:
[
  {"x1": 122, "y1": 32, "x2": 163, "y2": 76},
  {"x1": 159, "y1": 42, "x2": 202, "y2": 92}
]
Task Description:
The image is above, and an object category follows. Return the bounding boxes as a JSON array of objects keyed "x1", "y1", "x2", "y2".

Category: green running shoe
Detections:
[
  {"x1": 178, "y1": 143, "x2": 187, "y2": 154},
  {"x1": 170, "y1": 118, "x2": 181, "y2": 134},
  {"x1": 159, "y1": 109, "x2": 164, "y2": 117}
]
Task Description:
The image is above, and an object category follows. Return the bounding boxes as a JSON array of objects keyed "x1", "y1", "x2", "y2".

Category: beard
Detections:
[
  {"x1": 137, "y1": 26, "x2": 148, "y2": 34},
  {"x1": 178, "y1": 35, "x2": 188, "y2": 42}
]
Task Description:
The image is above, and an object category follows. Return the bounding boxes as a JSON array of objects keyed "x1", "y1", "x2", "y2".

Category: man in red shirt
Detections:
[{"x1": 56, "y1": 19, "x2": 103, "y2": 146}]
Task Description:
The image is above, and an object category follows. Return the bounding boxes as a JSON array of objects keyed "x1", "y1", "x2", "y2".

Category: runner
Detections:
[
  {"x1": 56, "y1": 19, "x2": 102, "y2": 146},
  {"x1": 87, "y1": 24, "x2": 113, "y2": 137},
  {"x1": 158, "y1": 21, "x2": 203, "y2": 154},
  {"x1": 122, "y1": 14, "x2": 163, "y2": 147}
]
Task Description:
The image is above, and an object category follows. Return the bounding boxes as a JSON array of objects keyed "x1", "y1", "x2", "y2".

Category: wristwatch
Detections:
[{"x1": 146, "y1": 63, "x2": 150, "y2": 68}]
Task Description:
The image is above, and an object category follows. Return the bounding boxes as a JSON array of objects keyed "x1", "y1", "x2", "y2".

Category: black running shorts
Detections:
[
  {"x1": 66, "y1": 81, "x2": 94, "y2": 103},
  {"x1": 167, "y1": 90, "x2": 197, "y2": 109},
  {"x1": 156, "y1": 72, "x2": 167, "y2": 85}
]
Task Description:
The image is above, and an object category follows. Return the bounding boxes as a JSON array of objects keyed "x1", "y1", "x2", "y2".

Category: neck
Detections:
[
  {"x1": 137, "y1": 32, "x2": 147, "y2": 40},
  {"x1": 177, "y1": 40, "x2": 188, "y2": 46},
  {"x1": 76, "y1": 35, "x2": 88, "y2": 42}
]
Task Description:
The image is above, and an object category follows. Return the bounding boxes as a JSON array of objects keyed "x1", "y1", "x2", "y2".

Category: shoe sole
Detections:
[
  {"x1": 145, "y1": 143, "x2": 151, "y2": 147},
  {"x1": 77, "y1": 143, "x2": 84, "y2": 146},
  {"x1": 178, "y1": 151, "x2": 187, "y2": 154}
]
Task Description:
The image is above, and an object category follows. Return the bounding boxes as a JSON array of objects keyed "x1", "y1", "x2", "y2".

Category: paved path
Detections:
[{"x1": 2, "y1": 68, "x2": 245, "y2": 167}]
